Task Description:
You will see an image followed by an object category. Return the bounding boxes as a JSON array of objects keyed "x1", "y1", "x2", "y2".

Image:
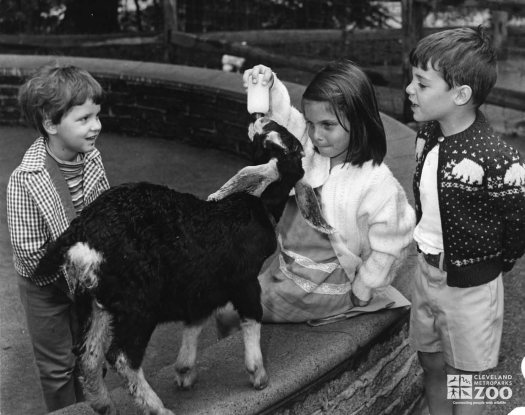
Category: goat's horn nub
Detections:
[{"x1": 264, "y1": 131, "x2": 287, "y2": 153}]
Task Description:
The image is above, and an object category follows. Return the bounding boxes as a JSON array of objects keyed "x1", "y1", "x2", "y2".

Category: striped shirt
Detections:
[{"x1": 46, "y1": 145, "x2": 85, "y2": 215}]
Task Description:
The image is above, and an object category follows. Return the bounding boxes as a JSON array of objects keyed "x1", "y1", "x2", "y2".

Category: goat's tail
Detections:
[{"x1": 34, "y1": 228, "x2": 103, "y2": 293}]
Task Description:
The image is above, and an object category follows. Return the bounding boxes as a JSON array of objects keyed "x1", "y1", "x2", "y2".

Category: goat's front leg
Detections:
[
  {"x1": 175, "y1": 323, "x2": 203, "y2": 389},
  {"x1": 232, "y1": 281, "x2": 268, "y2": 390},
  {"x1": 240, "y1": 318, "x2": 268, "y2": 389}
]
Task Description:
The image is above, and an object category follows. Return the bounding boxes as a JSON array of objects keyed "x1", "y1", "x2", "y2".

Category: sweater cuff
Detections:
[
  {"x1": 268, "y1": 74, "x2": 292, "y2": 127},
  {"x1": 353, "y1": 252, "x2": 397, "y2": 302},
  {"x1": 351, "y1": 277, "x2": 373, "y2": 302}
]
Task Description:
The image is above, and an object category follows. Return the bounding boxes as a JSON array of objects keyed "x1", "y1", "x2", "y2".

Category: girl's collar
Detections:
[{"x1": 329, "y1": 148, "x2": 348, "y2": 168}]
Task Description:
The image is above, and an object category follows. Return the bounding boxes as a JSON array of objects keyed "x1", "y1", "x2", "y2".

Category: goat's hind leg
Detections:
[
  {"x1": 175, "y1": 323, "x2": 204, "y2": 389},
  {"x1": 112, "y1": 352, "x2": 173, "y2": 415},
  {"x1": 79, "y1": 303, "x2": 116, "y2": 415},
  {"x1": 108, "y1": 319, "x2": 173, "y2": 415}
]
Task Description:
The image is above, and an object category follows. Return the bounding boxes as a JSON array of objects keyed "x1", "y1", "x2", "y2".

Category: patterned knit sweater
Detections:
[{"x1": 413, "y1": 111, "x2": 525, "y2": 287}]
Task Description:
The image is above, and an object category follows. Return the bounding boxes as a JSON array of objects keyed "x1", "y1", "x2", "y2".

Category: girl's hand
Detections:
[
  {"x1": 350, "y1": 290, "x2": 371, "y2": 308},
  {"x1": 243, "y1": 65, "x2": 274, "y2": 90}
]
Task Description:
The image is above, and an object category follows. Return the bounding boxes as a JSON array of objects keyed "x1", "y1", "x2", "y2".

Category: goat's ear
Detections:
[
  {"x1": 207, "y1": 158, "x2": 280, "y2": 201},
  {"x1": 294, "y1": 179, "x2": 336, "y2": 234}
]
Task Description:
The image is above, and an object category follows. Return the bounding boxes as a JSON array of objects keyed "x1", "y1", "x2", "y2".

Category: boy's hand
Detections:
[
  {"x1": 350, "y1": 290, "x2": 371, "y2": 308},
  {"x1": 243, "y1": 65, "x2": 274, "y2": 90}
]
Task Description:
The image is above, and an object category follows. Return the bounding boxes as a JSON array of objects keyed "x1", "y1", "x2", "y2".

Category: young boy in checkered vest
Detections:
[
  {"x1": 406, "y1": 26, "x2": 525, "y2": 414},
  {"x1": 7, "y1": 64, "x2": 110, "y2": 412}
]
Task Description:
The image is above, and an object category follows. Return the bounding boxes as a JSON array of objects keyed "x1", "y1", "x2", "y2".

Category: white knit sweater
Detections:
[{"x1": 262, "y1": 74, "x2": 415, "y2": 301}]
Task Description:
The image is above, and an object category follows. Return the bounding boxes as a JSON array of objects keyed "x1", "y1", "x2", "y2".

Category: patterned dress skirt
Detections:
[{"x1": 260, "y1": 197, "x2": 355, "y2": 323}]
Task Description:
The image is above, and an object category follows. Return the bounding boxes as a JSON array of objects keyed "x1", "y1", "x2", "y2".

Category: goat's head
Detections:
[
  {"x1": 250, "y1": 117, "x2": 304, "y2": 164},
  {"x1": 208, "y1": 118, "x2": 334, "y2": 234}
]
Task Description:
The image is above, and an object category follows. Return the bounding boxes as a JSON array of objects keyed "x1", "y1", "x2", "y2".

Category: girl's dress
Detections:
[{"x1": 260, "y1": 191, "x2": 352, "y2": 322}]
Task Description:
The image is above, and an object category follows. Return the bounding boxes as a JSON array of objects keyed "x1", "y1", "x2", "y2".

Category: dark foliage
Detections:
[
  {"x1": 1, "y1": 0, "x2": 391, "y2": 34},
  {"x1": 59, "y1": 0, "x2": 120, "y2": 33}
]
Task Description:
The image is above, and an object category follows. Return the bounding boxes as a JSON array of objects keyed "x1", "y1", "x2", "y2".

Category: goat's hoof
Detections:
[
  {"x1": 175, "y1": 366, "x2": 197, "y2": 390},
  {"x1": 248, "y1": 367, "x2": 268, "y2": 390},
  {"x1": 157, "y1": 408, "x2": 175, "y2": 415}
]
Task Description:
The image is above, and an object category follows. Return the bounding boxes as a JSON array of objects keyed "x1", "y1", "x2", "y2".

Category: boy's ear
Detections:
[
  {"x1": 454, "y1": 85, "x2": 473, "y2": 106},
  {"x1": 42, "y1": 118, "x2": 57, "y2": 135}
]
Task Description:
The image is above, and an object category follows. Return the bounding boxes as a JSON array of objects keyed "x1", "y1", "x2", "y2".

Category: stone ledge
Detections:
[
  {"x1": 51, "y1": 309, "x2": 418, "y2": 415},
  {"x1": 50, "y1": 253, "x2": 419, "y2": 415}
]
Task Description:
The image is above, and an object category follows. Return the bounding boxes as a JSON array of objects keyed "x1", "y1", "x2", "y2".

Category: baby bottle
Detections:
[{"x1": 247, "y1": 73, "x2": 269, "y2": 118}]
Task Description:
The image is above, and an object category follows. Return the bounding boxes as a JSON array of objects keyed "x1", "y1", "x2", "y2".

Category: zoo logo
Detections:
[
  {"x1": 447, "y1": 375, "x2": 473, "y2": 400},
  {"x1": 447, "y1": 375, "x2": 513, "y2": 401}
]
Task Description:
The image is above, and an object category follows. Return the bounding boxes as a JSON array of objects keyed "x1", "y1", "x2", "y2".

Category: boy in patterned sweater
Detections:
[
  {"x1": 406, "y1": 26, "x2": 525, "y2": 414},
  {"x1": 7, "y1": 64, "x2": 110, "y2": 411}
]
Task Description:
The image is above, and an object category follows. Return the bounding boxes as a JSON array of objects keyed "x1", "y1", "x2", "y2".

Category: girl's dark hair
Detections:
[
  {"x1": 302, "y1": 60, "x2": 386, "y2": 166},
  {"x1": 409, "y1": 26, "x2": 497, "y2": 107},
  {"x1": 18, "y1": 63, "x2": 104, "y2": 138}
]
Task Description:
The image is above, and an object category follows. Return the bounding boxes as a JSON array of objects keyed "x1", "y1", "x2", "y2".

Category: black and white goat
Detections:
[{"x1": 35, "y1": 118, "x2": 333, "y2": 415}]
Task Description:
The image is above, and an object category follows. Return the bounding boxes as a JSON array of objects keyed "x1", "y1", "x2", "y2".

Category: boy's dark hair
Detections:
[
  {"x1": 302, "y1": 59, "x2": 386, "y2": 166},
  {"x1": 409, "y1": 26, "x2": 497, "y2": 107},
  {"x1": 18, "y1": 63, "x2": 104, "y2": 138}
]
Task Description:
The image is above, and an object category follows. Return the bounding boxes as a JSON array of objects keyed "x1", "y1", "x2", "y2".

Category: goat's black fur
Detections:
[
  {"x1": 34, "y1": 119, "x2": 305, "y2": 415},
  {"x1": 44, "y1": 185, "x2": 274, "y2": 351},
  {"x1": 251, "y1": 120, "x2": 304, "y2": 222}
]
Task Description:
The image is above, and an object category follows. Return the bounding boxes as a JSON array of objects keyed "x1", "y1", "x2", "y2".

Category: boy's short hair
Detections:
[
  {"x1": 409, "y1": 26, "x2": 497, "y2": 107},
  {"x1": 18, "y1": 63, "x2": 104, "y2": 138}
]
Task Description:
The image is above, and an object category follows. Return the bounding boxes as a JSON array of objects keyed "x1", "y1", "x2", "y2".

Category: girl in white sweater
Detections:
[{"x1": 227, "y1": 61, "x2": 415, "y2": 324}]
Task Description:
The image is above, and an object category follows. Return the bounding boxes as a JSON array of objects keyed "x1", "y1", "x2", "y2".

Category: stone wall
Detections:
[
  {"x1": 272, "y1": 319, "x2": 423, "y2": 415},
  {"x1": 0, "y1": 54, "x2": 261, "y2": 159}
]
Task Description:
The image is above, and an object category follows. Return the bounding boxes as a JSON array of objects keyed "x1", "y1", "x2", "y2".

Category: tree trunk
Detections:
[
  {"x1": 162, "y1": 0, "x2": 178, "y2": 61},
  {"x1": 491, "y1": 10, "x2": 509, "y2": 60},
  {"x1": 401, "y1": 0, "x2": 429, "y2": 123},
  {"x1": 134, "y1": 0, "x2": 143, "y2": 31}
]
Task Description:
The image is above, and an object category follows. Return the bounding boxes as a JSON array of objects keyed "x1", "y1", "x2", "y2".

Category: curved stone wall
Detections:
[
  {"x1": 0, "y1": 54, "x2": 305, "y2": 159},
  {"x1": 0, "y1": 54, "x2": 414, "y2": 161}
]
